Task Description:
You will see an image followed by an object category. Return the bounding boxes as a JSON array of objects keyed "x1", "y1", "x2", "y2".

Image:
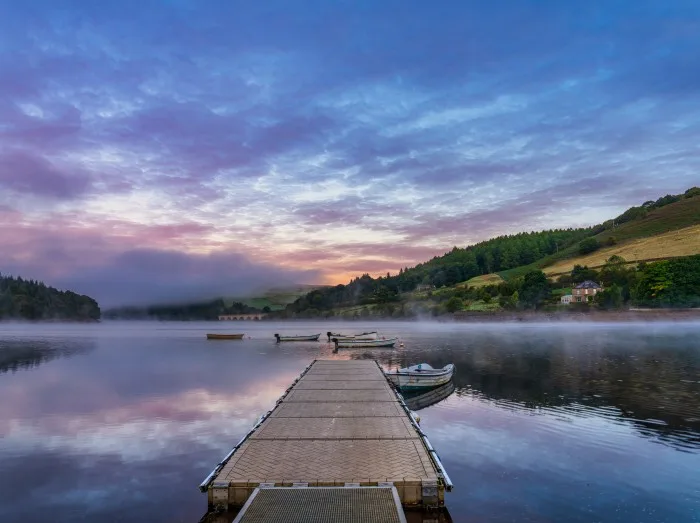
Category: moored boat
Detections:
[
  {"x1": 332, "y1": 337, "x2": 398, "y2": 348},
  {"x1": 386, "y1": 363, "x2": 455, "y2": 390},
  {"x1": 326, "y1": 331, "x2": 378, "y2": 341},
  {"x1": 275, "y1": 333, "x2": 321, "y2": 342},
  {"x1": 206, "y1": 333, "x2": 245, "y2": 340}
]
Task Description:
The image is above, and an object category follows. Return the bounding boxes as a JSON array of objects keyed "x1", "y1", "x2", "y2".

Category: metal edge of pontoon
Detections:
[
  {"x1": 198, "y1": 359, "x2": 317, "y2": 492},
  {"x1": 375, "y1": 361, "x2": 454, "y2": 492}
]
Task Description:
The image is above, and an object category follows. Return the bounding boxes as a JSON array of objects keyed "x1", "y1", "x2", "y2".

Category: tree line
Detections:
[
  {"x1": 0, "y1": 274, "x2": 100, "y2": 321},
  {"x1": 282, "y1": 228, "x2": 593, "y2": 316},
  {"x1": 445, "y1": 254, "x2": 700, "y2": 312}
]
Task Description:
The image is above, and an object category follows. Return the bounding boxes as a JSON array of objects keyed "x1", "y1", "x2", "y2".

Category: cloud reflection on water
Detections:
[{"x1": 0, "y1": 321, "x2": 698, "y2": 523}]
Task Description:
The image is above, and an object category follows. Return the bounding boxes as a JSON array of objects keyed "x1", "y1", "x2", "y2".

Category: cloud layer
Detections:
[{"x1": 1, "y1": 0, "x2": 699, "y2": 305}]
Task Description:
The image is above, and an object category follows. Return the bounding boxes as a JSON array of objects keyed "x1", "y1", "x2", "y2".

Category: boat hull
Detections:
[
  {"x1": 333, "y1": 337, "x2": 398, "y2": 348},
  {"x1": 387, "y1": 364, "x2": 455, "y2": 390},
  {"x1": 275, "y1": 334, "x2": 321, "y2": 342},
  {"x1": 326, "y1": 331, "x2": 378, "y2": 341},
  {"x1": 206, "y1": 333, "x2": 244, "y2": 340}
]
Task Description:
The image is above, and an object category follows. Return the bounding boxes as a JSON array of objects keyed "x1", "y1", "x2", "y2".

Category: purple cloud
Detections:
[
  {"x1": 0, "y1": 0, "x2": 698, "y2": 294},
  {"x1": 0, "y1": 150, "x2": 91, "y2": 200}
]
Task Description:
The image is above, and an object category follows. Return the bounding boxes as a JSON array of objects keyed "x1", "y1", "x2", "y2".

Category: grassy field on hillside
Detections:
[
  {"x1": 462, "y1": 300, "x2": 502, "y2": 311},
  {"x1": 458, "y1": 273, "x2": 505, "y2": 288},
  {"x1": 499, "y1": 195, "x2": 700, "y2": 280},
  {"x1": 544, "y1": 224, "x2": 700, "y2": 275},
  {"x1": 595, "y1": 195, "x2": 700, "y2": 244}
]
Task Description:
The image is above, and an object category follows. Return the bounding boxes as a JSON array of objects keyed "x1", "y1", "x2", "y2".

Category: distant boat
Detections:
[
  {"x1": 275, "y1": 333, "x2": 321, "y2": 342},
  {"x1": 206, "y1": 333, "x2": 245, "y2": 340},
  {"x1": 326, "y1": 331, "x2": 378, "y2": 341},
  {"x1": 386, "y1": 363, "x2": 455, "y2": 390},
  {"x1": 402, "y1": 381, "x2": 456, "y2": 410},
  {"x1": 332, "y1": 337, "x2": 398, "y2": 348}
]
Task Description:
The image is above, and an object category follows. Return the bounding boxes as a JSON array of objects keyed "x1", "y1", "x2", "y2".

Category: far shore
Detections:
[
  {"x1": 451, "y1": 308, "x2": 700, "y2": 322},
  {"x1": 269, "y1": 308, "x2": 700, "y2": 322},
  {"x1": 3, "y1": 309, "x2": 699, "y2": 323}
]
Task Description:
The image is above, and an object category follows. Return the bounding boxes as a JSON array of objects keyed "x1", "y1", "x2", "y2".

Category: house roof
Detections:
[{"x1": 575, "y1": 280, "x2": 601, "y2": 289}]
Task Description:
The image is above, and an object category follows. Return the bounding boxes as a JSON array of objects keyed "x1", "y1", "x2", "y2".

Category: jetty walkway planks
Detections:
[{"x1": 200, "y1": 359, "x2": 452, "y2": 516}]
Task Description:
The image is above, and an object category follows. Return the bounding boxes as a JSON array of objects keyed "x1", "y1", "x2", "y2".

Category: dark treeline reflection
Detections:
[
  {"x1": 368, "y1": 326, "x2": 700, "y2": 452},
  {"x1": 0, "y1": 339, "x2": 95, "y2": 375}
]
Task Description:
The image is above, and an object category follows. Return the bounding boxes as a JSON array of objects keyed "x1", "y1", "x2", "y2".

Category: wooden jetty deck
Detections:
[{"x1": 200, "y1": 359, "x2": 452, "y2": 514}]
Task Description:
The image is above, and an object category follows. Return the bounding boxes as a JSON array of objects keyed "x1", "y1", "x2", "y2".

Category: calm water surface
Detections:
[{"x1": 0, "y1": 321, "x2": 699, "y2": 523}]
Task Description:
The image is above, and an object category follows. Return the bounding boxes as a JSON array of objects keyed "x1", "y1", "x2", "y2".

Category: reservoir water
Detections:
[{"x1": 0, "y1": 321, "x2": 698, "y2": 523}]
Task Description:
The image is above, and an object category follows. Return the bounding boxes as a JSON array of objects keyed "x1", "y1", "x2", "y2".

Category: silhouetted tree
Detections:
[{"x1": 519, "y1": 271, "x2": 551, "y2": 309}]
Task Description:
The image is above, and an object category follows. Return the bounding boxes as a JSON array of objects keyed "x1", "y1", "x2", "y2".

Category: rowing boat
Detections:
[
  {"x1": 332, "y1": 337, "x2": 398, "y2": 348},
  {"x1": 386, "y1": 363, "x2": 455, "y2": 390},
  {"x1": 326, "y1": 331, "x2": 378, "y2": 341},
  {"x1": 274, "y1": 333, "x2": 321, "y2": 342},
  {"x1": 206, "y1": 333, "x2": 244, "y2": 340}
]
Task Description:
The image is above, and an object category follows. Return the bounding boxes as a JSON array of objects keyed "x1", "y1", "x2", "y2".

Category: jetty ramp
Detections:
[{"x1": 200, "y1": 359, "x2": 452, "y2": 521}]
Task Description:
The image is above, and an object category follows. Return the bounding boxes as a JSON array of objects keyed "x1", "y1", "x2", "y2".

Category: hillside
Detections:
[
  {"x1": 280, "y1": 187, "x2": 700, "y2": 318},
  {"x1": 499, "y1": 191, "x2": 700, "y2": 280},
  {"x1": 544, "y1": 224, "x2": 700, "y2": 276},
  {"x1": 231, "y1": 285, "x2": 329, "y2": 311},
  {"x1": 594, "y1": 193, "x2": 700, "y2": 244},
  {"x1": 0, "y1": 274, "x2": 101, "y2": 321},
  {"x1": 458, "y1": 274, "x2": 505, "y2": 288}
]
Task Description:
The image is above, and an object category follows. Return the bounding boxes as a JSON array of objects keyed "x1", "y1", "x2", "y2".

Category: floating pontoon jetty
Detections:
[{"x1": 199, "y1": 359, "x2": 452, "y2": 521}]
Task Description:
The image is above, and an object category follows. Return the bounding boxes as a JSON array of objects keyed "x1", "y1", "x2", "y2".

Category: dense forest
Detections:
[
  {"x1": 281, "y1": 188, "x2": 700, "y2": 317},
  {"x1": 103, "y1": 299, "x2": 264, "y2": 321},
  {"x1": 0, "y1": 274, "x2": 100, "y2": 321},
  {"x1": 633, "y1": 255, "x2": 700, "y2": 308}
]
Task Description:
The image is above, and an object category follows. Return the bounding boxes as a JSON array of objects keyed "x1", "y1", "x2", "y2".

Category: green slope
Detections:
[
  {"x1": 499, "y1": 192, "x2": 700, "y2": 281},
  {"x1": 594, "y1": 194, "x2": 700, "y2": 244}
]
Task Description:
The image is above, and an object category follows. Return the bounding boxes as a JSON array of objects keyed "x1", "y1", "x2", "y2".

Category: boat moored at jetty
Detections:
[
  {"x1": 386, "y1": 363, "x2": 455, "y2": 390},
  {"x1": 206, "y1": 333, "x2": 244, "y2": 340},
  {"x1": 275, "y1": 333, "x2": 321, "y2": 342}
]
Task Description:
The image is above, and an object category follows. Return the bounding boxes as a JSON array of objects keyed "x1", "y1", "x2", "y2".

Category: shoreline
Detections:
[
  {"x1": 3, "y1": 309, "x2": 699, "y2": 323},
  {"x1": 451, "y1": 308, "x2": 700, "y2": 322}
]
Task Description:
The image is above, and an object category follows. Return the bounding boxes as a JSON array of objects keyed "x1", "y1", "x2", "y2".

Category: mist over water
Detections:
[{"x1": 0, "y1": 321, "x2": 698, "y2": 523}]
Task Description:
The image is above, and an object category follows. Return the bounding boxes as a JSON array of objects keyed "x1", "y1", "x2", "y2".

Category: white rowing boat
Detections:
[
  {"x1": 386, "y1": 363, "x2": 455, "y2": 390},
  {"x1": 332, "y1": 337, "x2": 398, "y2": 348},
  {"x1": 326, "y1": 331, "x2": 378, "y2": 341},
  {"x1": 274, "y1": 333, "x2": 321, "y2": 342}
]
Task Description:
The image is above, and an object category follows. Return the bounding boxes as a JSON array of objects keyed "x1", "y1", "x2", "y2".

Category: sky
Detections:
[{"x1": 1, "y1": 0, "x2": 699, "y2": 307}]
